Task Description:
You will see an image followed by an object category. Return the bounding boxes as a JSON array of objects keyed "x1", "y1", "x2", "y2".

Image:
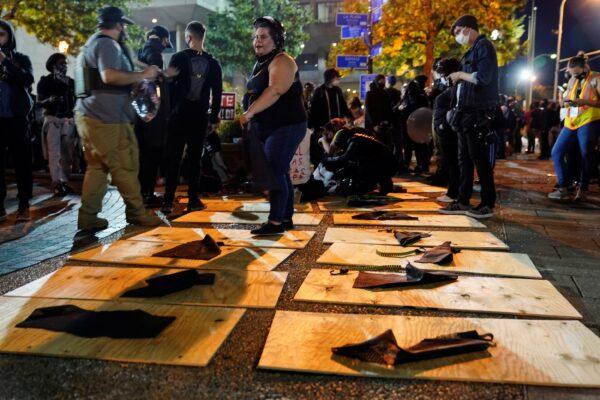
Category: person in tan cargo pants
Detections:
[{"x1": 74, "y1": 6, "x2": 163, "y2": 231}]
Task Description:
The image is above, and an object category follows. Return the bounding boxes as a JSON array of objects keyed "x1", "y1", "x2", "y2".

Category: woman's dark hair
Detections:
[
  {"x1": 324, "y1": 68, "x2": 341, "y2": 83},
  {"x1": 568, "y1": 51, "x2": 588, "y2": 69},
  {"x1": 253, "y1": 16, "x2": 286, "y2": 50},
  {"x1": 349, "y1": 96, "x2": 362, "y2": 109},
  {"x1": 185, "y1": 21, "x2": 206, "y2": 38},
  {"x1": 435, "y1": 58, "x2": 462, "y2": 76}
]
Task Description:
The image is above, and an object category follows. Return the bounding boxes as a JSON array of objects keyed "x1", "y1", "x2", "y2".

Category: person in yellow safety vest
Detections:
[{"x1": 549, "y1": 51, "x2": 600, "y2": 201}]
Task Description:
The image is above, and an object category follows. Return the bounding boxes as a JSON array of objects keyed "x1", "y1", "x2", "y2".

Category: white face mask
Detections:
[{"x1": 455, "y1": 28, "x2": 469, "y2": 46}]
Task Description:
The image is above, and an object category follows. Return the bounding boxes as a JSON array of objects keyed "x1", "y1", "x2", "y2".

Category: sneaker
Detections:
[
  {"x1": 16, "y1": 206, "x2": 31, "y2": 222},
  {"x1": 438, "y1": 202, "x2": 471, "y2": 215},
  {"x1": 127, "y1": 212, "x2": 163, "y2": 227},
  {"x1": 77, "y1": 216, "x2": 109, "y2": 231},
  {"x1": 143, "y1": 194, "x2": 163, "y2": 208},
  {"x1": 466, "y1": 204, "x2": 494, "y2": 219},
  {"x1": 187, "y1": 198, "x2": 206, "y2": 212},
  {"x1": 61, "y1": 183, "x2": 75, "y2": 194},
  {"x1": 161, "y1": 201, "x2": 173, "y2": 215},
  {"x1": 282, "y1": 220, "x2": 295, "y2": 230},
  {"x1": 436, "y1": 194, "x2": 457, "y2": 203},
  {"x1": 473, "y1": 184, "x2": 482, "y2": 193},
  {"x1": 0, "y1": 206, "x2": 6, "y2": 222},
  {"x1": 53, "y1": 183, "x2": 67, "y2": 197},
  {"x1": 548, "y1": 188, "x2": 570, "y2": 200},
  {"x1": 251, "y1": 222, "x2": 285, "y2": 236}
]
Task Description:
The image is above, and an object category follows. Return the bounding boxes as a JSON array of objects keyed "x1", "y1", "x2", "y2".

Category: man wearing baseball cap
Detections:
[
  {"x1": 439, "y1": 14, "x2": 499, "y2": 219},
  {"x1": 74, "y1": 6, "x2": 162, "y2": 231}
]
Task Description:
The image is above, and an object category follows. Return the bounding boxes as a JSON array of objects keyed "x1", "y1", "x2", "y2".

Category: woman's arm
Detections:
[{"x1": 241, "y1": 54, "x2": 296, "y2": 125}]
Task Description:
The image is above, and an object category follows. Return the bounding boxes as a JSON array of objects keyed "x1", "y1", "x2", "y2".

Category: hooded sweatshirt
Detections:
[{"x1": 0, "y1": 19, "x2": 34, "y2": 118}]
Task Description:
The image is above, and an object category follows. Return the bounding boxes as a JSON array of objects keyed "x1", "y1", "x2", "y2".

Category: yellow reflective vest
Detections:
[{"x1": 565, "y1": 71, "x2": 600, "y2": 129}]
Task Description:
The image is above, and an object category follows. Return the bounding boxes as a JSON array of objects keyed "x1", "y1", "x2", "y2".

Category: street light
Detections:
[
  {"x1": 58, "y1": 41, "x2": 69, "y2": 54},
  {"x1": 553, "y1": 0, "x2": 567, "y2": 100}
]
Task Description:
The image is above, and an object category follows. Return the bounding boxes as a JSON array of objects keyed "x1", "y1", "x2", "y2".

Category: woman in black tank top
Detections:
[{"x1": 240, "y1": 17, "x2": 308, "y2": 236}]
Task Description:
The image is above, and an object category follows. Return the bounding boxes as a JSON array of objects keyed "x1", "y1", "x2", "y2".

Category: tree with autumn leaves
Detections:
[{"x1": 329, "y1": 0, "x2": 527, "y2": 82}]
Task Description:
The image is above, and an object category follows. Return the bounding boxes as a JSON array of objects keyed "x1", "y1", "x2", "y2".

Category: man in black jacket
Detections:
[
  {"x1": 37, "y1": 53, "x2": 76, "y2": 197},
  {"x1": 136, "y1": 25, "x2": 172, "y2": 206},
  {"x1": 439, "y1": 15, "x2": 499, "y2": 219},
  {"x1": 0, "y1": 19, "x2": 34, "y2": 222},
  {"x1": 365, "y1": 74, "x2": 393, "y2": 132},
  {"x1": 161, "y1": 21, "x2": 222, "y2": 214},
  {"x1": 308, "y1": 68, "x2": 352, "y2": 131}
]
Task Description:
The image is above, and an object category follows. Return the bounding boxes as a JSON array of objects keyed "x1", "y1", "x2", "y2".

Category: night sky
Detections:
[{"x1": 501, "y1": 0, "x2": 600, "y2": 94}]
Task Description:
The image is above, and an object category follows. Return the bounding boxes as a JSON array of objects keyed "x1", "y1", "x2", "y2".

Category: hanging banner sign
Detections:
[
  {"x1": 336, "y1": 13, "x2": 369, "y2": 27},
  {"x1": 360, "y1": 73, "x2": 378, "y2": 100},
  {"x1": 337, "y1": 55, "x2": 369, "y2": 70},
  {"x1": 219, "y1": 92, "x2": 236, "y2": 120},
  {"x1": 341, "y1": 25, "x2": 368, "y2": 39},
  {"x1": 372, "y1": 7, "x2": 383, "y2": 24},
  {"x1": 370, "y1": 0, "x2": 388, "y2": 8}
]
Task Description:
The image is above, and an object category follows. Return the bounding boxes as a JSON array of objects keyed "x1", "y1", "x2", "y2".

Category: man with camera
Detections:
[{"x1": 439, "y1": 15, "x2": 499, "y2": 219}]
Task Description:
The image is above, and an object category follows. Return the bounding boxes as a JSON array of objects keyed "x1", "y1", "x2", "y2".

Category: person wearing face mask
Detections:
[
  {"x1": 37, "y1": 53, "x2": 76, "y2": 197},
  {"x1": 439, "y1": 15, "x2": 499, "y2": 219},
  {"x1": 0, "y1": 19, "x2": 34, "y2": 223},
  {"x1": 240, "y1": 16, "x2": 307, "y2": 235},
  {"x1": 74, "y1": 6, "x2": 162, "y2": 231},
  {"x1": 135, "y1": 25, "x2": 173, "y2": 208},
  {"x1": 160, "y1": 21, "x2": 223, "y2": 215},
  {"x1": 308, "y1": 68, "x2": 353, "y2": 132},
  {"x1": 549, "y1": 52, "x2": 600, "y2": 201}
]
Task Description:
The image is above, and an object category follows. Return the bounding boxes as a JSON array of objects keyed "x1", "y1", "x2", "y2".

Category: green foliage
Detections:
[
  {"x1": 0, "y1": 1, "x2": 148, "y2": 55},
  {"x1": 330, "y1": 0, "x2": 527, "y2": 81},
  {"x1": 206, "y1": 0, "x2": 313, "y2": 80}
]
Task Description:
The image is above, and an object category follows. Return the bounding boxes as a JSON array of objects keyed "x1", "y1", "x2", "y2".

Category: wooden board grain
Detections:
[
  {"x1": 6, "y1": 266, "x2": 287, "y2": 309},
  {"x1": 317, "y1": 201, "x2": 441, "y2": 212},
  {"x1": 258, "y1": 311, "x2": 600, "y2": 387},
  {"x1": 323, "y1": 227, "x2": 509, "y2": 250},
  {"x1": 394, "y1": 182, "x2": 447, "y2": 189},
  {"x1": 295, "y1": 269, "x2": 580, "y2": 318},
  {"x1": 179, "y1": 201, "x2": 313, "y2": 213},
  {"x1": 317, "y1": 243, "x2": 541, "y2": 278},
  {"x1": 178, "y1": 195, "x2": 266, "y2": 203},
  {"x1": 127, "y1": 227, "x2": 314, "y2": 249},
  {"x1": 0, "y1": 296, "x2": 243, "y2": 367},
  {"x1": 333, "y1": 213, "x2": 486, "y2": 229},
  {"x1": 174, "y1": 212, "x2": 323, "y2": 226},
  {"x1": 69, "y1": 240, "x2": 294, "y2": 271}
]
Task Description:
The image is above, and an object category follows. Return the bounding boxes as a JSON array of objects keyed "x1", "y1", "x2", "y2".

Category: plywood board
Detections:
[
  {"x1": 259, "y1": 311, "x2": 600, "y2": 387},
  {"x1": 394, "y1": 182, "x2": 446, "y2": 193},
  {"x1": 69, "y1": 240, "x2": 294, "y2": 271},
  {"x1": 295, "y1": 269, "x2": 580, "y2": 318},
  {"x1": 0, "y1": 296, "x2": 243, "y2": 367},
  {"x1": 127, "y1": 227, "x2": 315, "y2": 249},
  {"x1": 178, "y1": 195, "x2": 266, "y2": 203},
  {"x1": 395, "y1": 182, "x2": 446, "y2": 188},
  {"x1": 317, "y1": 201, "x2": 441, "y2": 212},
  {"x1": 317, "y1": 243, "x2": 541, "y2": 278},
  {"x1": 333, "y1": 213, "x2": 486, "y2": 229},
  {"x1": 6, "y1": 266, "x2": 287, "y2": 309},
  {"x1": 174, "y1": 212, "x2": 323, "y2": 226},
  {"x1": 323, "y1": 227, "x2": 509, "y2": 251},
  {"x1": 187, "y1": 201, "x2": 313, "y2": 213}
]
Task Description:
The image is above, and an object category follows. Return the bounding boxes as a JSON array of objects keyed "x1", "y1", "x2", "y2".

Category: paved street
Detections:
[{"x1": 0, "y1": 155, "x2": 599, "y2": 399}]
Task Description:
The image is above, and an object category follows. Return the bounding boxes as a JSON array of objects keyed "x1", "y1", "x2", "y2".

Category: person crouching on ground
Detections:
[
  {"x1": 240, "y1": 16, "x2": 308, "y2": 235},
  {"x1": 74, "y1": 6, "x2": 163, "y2": 231},
  {"x1": 38, "y1": 53, "x2": 76, "y2": 197}
]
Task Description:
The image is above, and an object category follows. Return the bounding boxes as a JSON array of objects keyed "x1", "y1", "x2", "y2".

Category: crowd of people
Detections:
[{"x1": 0, "y1": 8, "x2": 598, "y2": 230}]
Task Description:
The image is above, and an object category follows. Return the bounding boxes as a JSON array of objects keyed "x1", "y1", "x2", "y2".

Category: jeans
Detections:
[
  {"x1": 42, "y1": 116, "x2": 76, "y2": 185},
  {"x1": 256, "y1": 121, "x2": 307, "y2": 222},
  {"x1": 551, "y1": 120, "x2": 600, "y2": 190},
  {"x1": 163, "y1": 105, "x2": 208, "y2": 204},
  {"x1": 456, "y1": 112, "x2": 496, "y2": 208},
  {"x1": 0, "y1": 116, "x2": 32, "y2": 207}
]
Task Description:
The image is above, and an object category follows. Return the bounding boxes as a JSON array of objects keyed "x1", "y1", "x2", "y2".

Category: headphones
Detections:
[{"x1": 253, "y1": 16, "x2": 286, "y2": 49}]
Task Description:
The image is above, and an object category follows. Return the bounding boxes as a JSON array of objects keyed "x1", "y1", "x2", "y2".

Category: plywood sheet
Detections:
[
  {"x1": 393, "y1": 182, "x2": 446, "y2": 193},
  {"x1": 0, "y1": 296, "x2": 243, "y2": 367},
  {"x1": 395, "y1": 182, "x2": 446, "y2": 188},
  {"x1": 295, "y1": 269, "x2": 580, "y2": 318},
  {"x1": 127, "y1": 227, "x2": 315, "y2": 249},
  {"x1": 178, "y1": 195, "x2": 266, "y2": 203},
  {"x1": 69, "y1": 240, "x2": 294, "y2": 271},
  {"x1": 258, "y1": 311, "x2": 600, "y2": 387},
  {"x1": 174, "y1": 212, "x2": 323, "y2": 226},
  {"x1": 333, "y1": 213, "x2": 486, "y2": 229},
  {"x1": 323, "y1": 227, "x2": 509, "y2": 251},
  {"x1": 189, "y1": 201, "x2": 313, "y2": 213},
  {"x1": 317, "y1": 243, "x2": 541, "y2": 278},
  {"x1": 6, "y1": 266, "x2": 287, "y2": 309},
  {"x1": 317, "y1": 201, "x2": 441, "y2": 212}
]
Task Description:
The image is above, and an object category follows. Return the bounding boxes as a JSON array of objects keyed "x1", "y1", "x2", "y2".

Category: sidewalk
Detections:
[{"x1": 0, "y1": 155, "x2": 598, "y2": 399}]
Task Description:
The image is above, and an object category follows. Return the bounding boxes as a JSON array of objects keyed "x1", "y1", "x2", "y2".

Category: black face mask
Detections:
[{"x1": 575, "y1": 71, "x2": 588, "y2": 80}]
